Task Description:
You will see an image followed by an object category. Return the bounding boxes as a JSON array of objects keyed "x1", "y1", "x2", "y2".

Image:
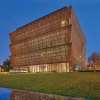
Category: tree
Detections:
[
  {"x1": 88, "y1": 52, "x2": 100, "y2": 71},
  {"x1": 3, "y1": 58, "x2": 12, "y2": 72}
]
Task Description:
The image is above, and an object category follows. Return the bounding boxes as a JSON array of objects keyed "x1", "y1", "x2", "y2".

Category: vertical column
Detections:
[{"x1": 66, "y1": 63, "x2": 70, "y2": 72}]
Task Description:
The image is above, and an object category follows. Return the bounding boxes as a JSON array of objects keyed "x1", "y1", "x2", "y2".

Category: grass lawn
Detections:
[{"x1": 0, "y1": 72, "x2": 100, "y2": 100}]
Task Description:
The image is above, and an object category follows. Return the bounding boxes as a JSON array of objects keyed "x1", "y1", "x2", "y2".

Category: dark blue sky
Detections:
[{"x1": 0, "y1": 0, "x2": 100, "y2": 64}]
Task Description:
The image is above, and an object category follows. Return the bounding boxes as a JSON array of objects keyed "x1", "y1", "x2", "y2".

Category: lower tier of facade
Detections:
[{"x1": 12, "y1": 63, "x2": 72, "y2": 72}]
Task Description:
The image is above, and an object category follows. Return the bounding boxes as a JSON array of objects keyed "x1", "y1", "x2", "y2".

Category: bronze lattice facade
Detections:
[{"x1": 10, "y1": 6, "x2": 86, "y2": 72}]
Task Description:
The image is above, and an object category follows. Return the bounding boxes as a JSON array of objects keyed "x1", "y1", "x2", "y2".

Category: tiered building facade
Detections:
[{"x1": 10, "y1": 6, "x2": 86, "y2": 72}]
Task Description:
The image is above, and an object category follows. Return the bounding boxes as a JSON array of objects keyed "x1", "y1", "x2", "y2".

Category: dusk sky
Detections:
[{"x1": 0, "y1": 0, "x2": 100, "y2": 64}]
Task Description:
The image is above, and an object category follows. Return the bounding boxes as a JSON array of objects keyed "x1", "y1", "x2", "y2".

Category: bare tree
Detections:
[
  {"x1": 88, "y1": 52, "x2": 100, "y2": 71},
  {"x1": 3, "y1": 58, "x2": 12, "y2": 72}
]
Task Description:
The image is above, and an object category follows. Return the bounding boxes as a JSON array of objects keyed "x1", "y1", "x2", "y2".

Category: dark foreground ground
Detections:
[{"x1": 0, "y1": 72, "x2": 100, "y2": 100}]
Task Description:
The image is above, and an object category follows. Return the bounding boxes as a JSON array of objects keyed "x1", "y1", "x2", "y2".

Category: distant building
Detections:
[
  {"x1": 93, "y1": 54, "x2": 100, "y2": 70},
  {"x1": 10, "y1": 6, "x2": 86, "y2": 72},
  {"x1": 0, "y1": 65, "x2": 3, "y2": 72},
  {"x1": 0, "y1": 66, "x2": 1, "y2": 72},
  {"x1": 94, "y1": 62, "x2": 100, "y2": 71}
]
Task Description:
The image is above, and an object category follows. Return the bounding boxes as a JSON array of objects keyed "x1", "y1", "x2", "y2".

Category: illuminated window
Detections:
[{"x1": 61, "y1": 20, "x2": 68, "y2": 27}]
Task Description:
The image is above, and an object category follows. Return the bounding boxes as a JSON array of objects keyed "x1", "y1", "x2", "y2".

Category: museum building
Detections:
[{"x1": 10, "y1": 6, "x2": 86, "y2": 72}]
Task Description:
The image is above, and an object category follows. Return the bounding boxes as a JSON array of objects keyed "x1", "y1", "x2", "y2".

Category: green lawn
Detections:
[{"x1": 0, "y1": 72, "x2": 100, "y2": 100}]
